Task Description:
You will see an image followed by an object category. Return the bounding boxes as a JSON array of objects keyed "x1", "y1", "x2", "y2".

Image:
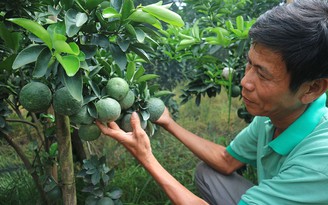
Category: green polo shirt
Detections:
[{"x1": 227, "y1": 94, "x2": 328, "y2": 205}]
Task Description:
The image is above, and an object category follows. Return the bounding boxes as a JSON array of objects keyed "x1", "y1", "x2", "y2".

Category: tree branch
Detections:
[{"x1": 1, "y1": 131, "x2": 49, "y2": 204}]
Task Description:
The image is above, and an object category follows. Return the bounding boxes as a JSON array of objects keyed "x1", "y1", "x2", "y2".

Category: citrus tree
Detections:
[{"x1": 0, "y1": 0, "x2": 184, "y2": 204}]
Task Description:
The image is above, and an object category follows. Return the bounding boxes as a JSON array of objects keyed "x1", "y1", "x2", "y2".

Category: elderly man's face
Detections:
[{"x1": 241, "y1": 44, "x2": 305, "y2": 121}]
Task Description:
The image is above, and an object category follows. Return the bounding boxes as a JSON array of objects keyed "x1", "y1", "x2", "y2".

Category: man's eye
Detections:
[{"x1": 257, "y1": 71, "x2": 266, "y2": 79}]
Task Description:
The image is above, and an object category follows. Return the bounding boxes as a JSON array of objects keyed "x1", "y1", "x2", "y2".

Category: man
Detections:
[{"x1": 96, "y1": 0, "x2": 328, "y2": 204}]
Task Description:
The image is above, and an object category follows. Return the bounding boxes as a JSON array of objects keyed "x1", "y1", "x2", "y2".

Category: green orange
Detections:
[
  {"x1": 19, "y1": 82, "x2": 52, "y2": 113},
  {"x1": 95, "y1": 98, "x2": 121, "y2": 122}
]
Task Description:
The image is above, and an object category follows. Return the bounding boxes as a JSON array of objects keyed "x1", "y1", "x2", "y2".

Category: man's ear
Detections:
[{"x1": 299, "y1": 78, "x2": 328, "y2": 104}]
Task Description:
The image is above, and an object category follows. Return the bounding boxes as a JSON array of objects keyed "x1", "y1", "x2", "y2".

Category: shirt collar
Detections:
[{"x1": 269, "y1": 94, "x2": 327, "y2": 155}]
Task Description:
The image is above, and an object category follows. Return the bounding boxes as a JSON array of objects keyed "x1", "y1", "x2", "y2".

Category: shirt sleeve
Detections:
[
  {"x1": 226, "y1": 116, "x2": 264, "y2": 167},
  {"x1": 241, "y1": 165, "x2": 328, "y2": 204}
]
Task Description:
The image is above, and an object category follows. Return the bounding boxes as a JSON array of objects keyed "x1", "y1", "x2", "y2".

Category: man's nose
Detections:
[{"x1": 241, "y1": 68, "x2": 255, "y2": 92}]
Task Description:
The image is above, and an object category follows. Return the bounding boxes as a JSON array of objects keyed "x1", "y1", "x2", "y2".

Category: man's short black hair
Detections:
[{"x1": 249, "y1": 0, "x2": 328, "y2": 92}]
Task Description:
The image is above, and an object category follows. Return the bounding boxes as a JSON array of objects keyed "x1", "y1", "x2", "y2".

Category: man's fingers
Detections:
[
  {"x1": 130, "y1": 112, "x2": 149, "y2": 138},
  {"x1": 130, "y1": 112, "x2": 141, "y2": 130},
  {"x1": 107, "y1": 121, "x2": 120, "y2": 130},
  {"x1": 95, "y1": 120, "x2": 107, "y2": 131},
  {"x1": 95, "y1": 120, "x2": 122, "y2": 140}
]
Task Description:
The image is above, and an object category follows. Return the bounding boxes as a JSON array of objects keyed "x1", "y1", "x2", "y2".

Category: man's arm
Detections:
[
  {"x1": 142, "y1": 152, "x2": 209, "y2": 205},
  {"x1": 156, "y1": 108, "x2": 245, "y2": 174},
  {"x1": 96, "y1": 112, "x2": 208, "y2": 205}
]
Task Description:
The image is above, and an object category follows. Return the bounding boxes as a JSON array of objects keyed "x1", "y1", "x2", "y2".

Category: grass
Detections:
[
  {"x1": 0, "y1": 87, "x2": 248, "y2": 205},
  {"x1": 0, "y1": 135, "x2": 40, "y2": 205}
]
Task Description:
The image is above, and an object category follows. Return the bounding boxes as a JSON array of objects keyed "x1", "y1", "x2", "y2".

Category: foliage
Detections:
[
  {"x1": 1, "y1": 0, "x2": 184, "y2": 135},
  {"x1": 77, "y1": 155, "x2": 123, "y2": 205},
  {"x1": 147, "y1": 0, "x2": 282, "y2": 106},
  {"x1": 0, "y1": 169, "x2": 39, "y2": 205}
]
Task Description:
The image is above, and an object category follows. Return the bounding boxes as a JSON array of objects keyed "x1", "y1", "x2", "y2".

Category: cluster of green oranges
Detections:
[{"x1": 19, "y1": 77, "x2": 165, "y2": 142}]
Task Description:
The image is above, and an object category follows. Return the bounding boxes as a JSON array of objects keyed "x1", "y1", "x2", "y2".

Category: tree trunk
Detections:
[{"x1": 55, "y1": 113, "x2": 77, "y2": 205}]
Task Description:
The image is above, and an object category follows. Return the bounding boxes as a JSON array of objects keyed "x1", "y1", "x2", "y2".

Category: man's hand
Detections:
[
  {"x1": 96, "y1": 110, "x2": 209, "y2": 205},
  {"x1": 96, "y1": 112, "x2": 153, "y2": 163},
  {"x1": 154, "y1": 107, "x2": 173, "y2": 129}
]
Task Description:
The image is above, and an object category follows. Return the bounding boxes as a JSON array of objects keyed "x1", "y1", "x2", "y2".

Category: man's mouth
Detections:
[{"x1": 242, "y1": 95, "x2": 254, "y2": 105}]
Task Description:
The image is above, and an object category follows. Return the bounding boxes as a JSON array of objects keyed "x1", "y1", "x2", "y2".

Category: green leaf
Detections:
[
  {"x1": 179, "y1": 39, "x2": 196, "y2": 46},
  {"x1": 53, "y1": 33, "x2": 67, "y2": 42},
  {"x1": 231, "y1": 28, "x2": 243, "y2": 37},
  {"x1": 216, "y1": 29, "x2": 225, "y2": 45},
  {"x1": 236, "y1": 16, "x2": 244, "y2": 31},
  {"x1": 149, "y1": 84, "x2": 160, "y2": 94},
  {"x1": 98, "y1": 58, "x2": 113, "y2": 75},
  {"x1": 117, "y1": 37, "x2": 130, "y2": 52},
  {"x1": 140, "y1": 110, "x2": 150, "y2": 121},
  {"x1": 125, "y1": 23, "x2": 137, "y2": 36},
  {"x1": 177, "y1": 39, "x2": 196, "y2": 51},
  {"x1": 76, "y1": 13, "x2": 88, "y2": 27},
  {"x1": 65, "y1": 9, "x2": 87, "y2": 37},
  {"x1": 63, "y1": 71, "x2": 83, "y2": 101},
  {"x1": 80, "y1": 45, "x2": 97, "y2": 59},
  {"x1": 136, "y1": 74, "x2": 159, "y2": 83},
  {"x1": 192, "y1": 20, "x2": 200, "y2": 39},
  {"x1": 146, "y1": 120, "x2": 155, "y2": 136},
  {"x1": 0, "y1": 55, "x2": 16, "y2": 70},
  {"x1": 54, "y1": 40, "x2": 80, "y2": 55},
  {"x1": 33, "y1": 48, "x2": 52, "y2": 78},
  {"x1": 135, "y1": 28, "x2": 145, "y2": 43},
  {"x1": 120, "y1": 0, "x2": 134, "y2": 20},
  {"x1": 113, "y1": 64, "x2": 123, "y2": 76},
  {"x1": 69, "y1": 42, "x2": 80, "y2": 55},
  {"x1": 78, "y1": 51, "x2": 86, "y2": 62},
  {"x1": 102, "y1": 7, "x2": 121, "y2": 19},
  {"x1": 129, "y1": 46, "x2": 150, "y2": 63},
  {"x1": 211, "y1": 27, "x2": 229, "y2": 36},
  {"x1": 0, "y1": 22, "x2": 21, "y2": 53},
  {"x1": 49, "y1": 142, "x2": 58, "y2": 157},
  {"x1": 88, "y1": 104, "x2": 98, "y2": 119},
  {"x1": 142, "y1": 4, "x2": 184, "y2": 27},
  {"x1": 47, "y1": 22, "x2": 66, "y2": 37},
  {"x1": 109, "y1": 44, "x2": 127, "y2": 70},
  {"x1": 102, "y1": 174, "x2": 110, "y2": 184},
  {"x1": 54, "y1": 40, "x2": 75, "y2": 54},
  {"x1": 12, "y1": 45, "x2": 47, "y2": 69},
  {"x1": 154, "y1": 90, "x2": 174, "y2": 97},
  {"x1": 90, "y1": 34, "x2": 110, "y2": 48},
  {"x1": 91, "y1": 171, "x2": 100, "y2": 185},
  {"x1": 225, "y1": 20, "x2": 234, "y2": 30},
  {"x1": 40, "y1": 113, "x2": 55, "y2": 123},
  {"x1": 8, "y1": 18, "x2": 52, "y2": 48},
  {"x1": 60, "y1": 0, "x2": 74, "y2": 10},
  {"x1": 108, "y1": 189, "x2": 122, "y2": 200},
  {"x1": 85, "y1": 0, "x2": 105, "y2": 10},
  {"x1": 127, "y1": 9, "x2": 162, "y2": 29},
  {"x1": 126, "y1": 62, "x2": 135, "y2": 82},
  {"x1": 133, "y1": 66, "x2": 145, "y2": 81},
  {"x1": 86, "y1": 168, "x2": 97, "y2": 175},
  {"x1": 55, "y1": 54, "x2": 80, "y2": 77},
  {"x1": 88, "y1": 79, "x2": 101, "y2": 98}
]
